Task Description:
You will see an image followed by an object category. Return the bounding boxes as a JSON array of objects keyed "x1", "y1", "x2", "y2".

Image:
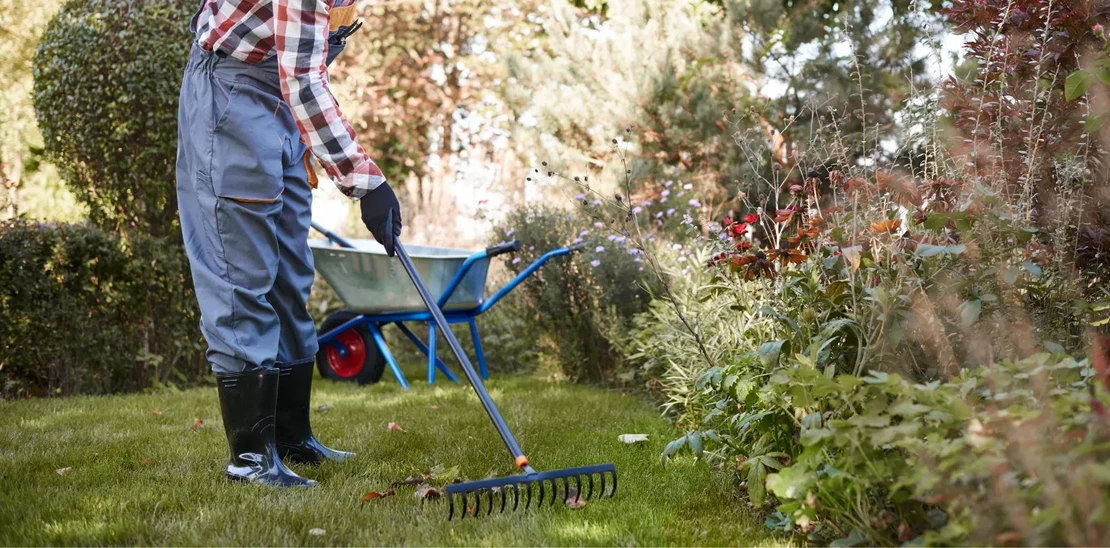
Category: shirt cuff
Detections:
[{"x1": 337, "y1": 159, "x2": 387, "y2": 201}]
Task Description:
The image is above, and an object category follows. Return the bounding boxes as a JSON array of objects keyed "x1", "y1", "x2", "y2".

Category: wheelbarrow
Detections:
[{"x1": 309, "y1": 222, "x2": 577, "y2": 388}]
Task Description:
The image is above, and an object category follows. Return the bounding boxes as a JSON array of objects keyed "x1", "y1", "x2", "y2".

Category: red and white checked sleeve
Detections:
[{"x1": 274, "y1": 0, "x2": 385, "y2": 200}]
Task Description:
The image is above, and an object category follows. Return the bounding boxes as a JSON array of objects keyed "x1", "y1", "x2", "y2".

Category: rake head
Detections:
[{"x1": 445, "y1": 463, "x2": 617, "y2": 519}]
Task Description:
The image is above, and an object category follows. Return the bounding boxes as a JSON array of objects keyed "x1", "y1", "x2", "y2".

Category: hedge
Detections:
[{"x1": 0, "y1": 221, "x2": 205, "y2": 398}]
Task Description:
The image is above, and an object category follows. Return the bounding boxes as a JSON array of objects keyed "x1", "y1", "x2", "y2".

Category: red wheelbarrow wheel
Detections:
[{"x1": 316, "y1": 310, "x2": 386, "y2": 384}]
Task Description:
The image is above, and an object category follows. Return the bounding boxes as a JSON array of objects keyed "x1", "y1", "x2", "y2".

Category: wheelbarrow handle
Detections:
[
  {"x1": 485, "y1": 239, "x2": 521, "y2": 258},
  {"x1": 394, "y1": 241, "x2": 531, "y2": 469},
  {"x1": 310, "y1": 221, "x2": 356, "y2": 249}
]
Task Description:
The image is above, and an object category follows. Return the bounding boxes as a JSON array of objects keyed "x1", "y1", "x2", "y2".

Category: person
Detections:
[{"x1": 175, "y1": 0, "x2": 402, "y2": 487}]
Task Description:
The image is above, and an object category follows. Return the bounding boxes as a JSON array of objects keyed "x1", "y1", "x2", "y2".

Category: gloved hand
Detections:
[{"x1": 360, "y1": 183, "x2": 402, "y2": 257}]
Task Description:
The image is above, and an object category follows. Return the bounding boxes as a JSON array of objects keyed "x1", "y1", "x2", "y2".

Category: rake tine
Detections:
[
  {"x1": 500, "y1": 485, "x2": 507, "y2": 514},
  {"x1": 460, "y1": 491, "x2": 468, "y2": 519},
  {"x1": 552, "y1": 477, "x2": 561, "y2": 507},
  {"x1": 512, "y1": 483, "x2": 520, "y2": 512},
  {"x1": 587, "y1": 472, "x2": 594, "y2": 500},
  {"x1": 610, "y1": 469, "x2": 618, "y2": 497},
  {"x1": 449, "y1": 492, "x2": 455, "y2": 520},
  {"x1": 525, "y1": 480, "x2": 533, "y2": 509},
  {"x1": 600, "y1": 470, "x2": 607, "y2": 498},
  {"x1": 538, "y1": 478, "x2": 545, "y2": 508},
  {"x1": 487, "y1": 488, "x2": 494, "y2": 516},
  {"x1": 474, "y1": 489, "x2": 482, "y2": 516},
  {"x1": 572, "y1": 475, "x2": 581, "y2": 505}
]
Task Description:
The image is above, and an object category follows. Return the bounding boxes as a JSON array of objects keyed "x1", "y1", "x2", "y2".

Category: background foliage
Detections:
[{"x1": 0, "y1": 221, "x2": 204, "y2": 398}]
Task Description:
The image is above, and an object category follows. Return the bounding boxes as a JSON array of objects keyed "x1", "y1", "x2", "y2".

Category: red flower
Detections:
[
  {"x1": 737, "y1": 241, "x2": 751, "y2": 251},
  {"x1": 744, "y1": 213, "x2": 759, "y2": 224},
  {"x1": 722, "y1": 218, "x2": 733, "y2": 227},
  {"x1": 730, "y1": 223, "x2": 748, "y2": 236}
]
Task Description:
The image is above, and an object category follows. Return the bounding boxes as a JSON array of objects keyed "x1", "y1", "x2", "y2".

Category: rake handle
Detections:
[{"x1": 394, "y1": 242, "x2": 531, "y2": 470}]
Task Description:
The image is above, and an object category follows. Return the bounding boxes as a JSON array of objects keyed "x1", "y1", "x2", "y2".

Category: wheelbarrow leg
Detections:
[
  {"x1": 427, "y1": 323, "x2": 437, "y2": 385},
  {"x1": 394, "y1": 322, "x2": 459, "y2": 384},
  {"x1": 367, "y1": 322, "x2": 409, "y2": 389},
  {"x1": 468, "y1": 318, "x2": 489, "y2": 380}
]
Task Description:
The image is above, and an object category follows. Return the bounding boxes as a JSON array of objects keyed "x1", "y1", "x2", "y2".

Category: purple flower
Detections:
[
  {"x1": 629, "y1": 248, "x2": 643, "y2": 255},
  {"x1": 672, "y1": 243, "x2": 683, "y2": 250},
  {"x1": 666, "y1": 208, "x2": 676, "y2": 216},
  {"x1": 688, "y1": 199, "x2": 701, "y2": 207},
  {"x1": 506, "y1": 228, "x2": 515, "y2": 237},
  {"x1": 634, "y1": 257, "x2": 643, "y2": 263},
  {"x1": 638, "y1": 266, "x2": 644, "y2": 271},
  {"x1": 595, "y1": 245, "x2": 606, "y2": 252},
  {"x1": 528, "y1": 245, "x2": 535, "y2": 251},
  {"x1": 615, "y1": 235, "x2": 627, "y2": 243},
  {"x1": 512, "y1": 257, "x2": 522, "y2": 264},
  {"x1": 664, "y1": 180, "x2": 674, "y2": 187},
  {"x1": 607, "y1": 234, "x2": 618, "y2": 241},
  {"x1": 572, "y1": 237, "x2": 583, "y2": 244},
  {"x1": 632, "y1": 206, "x2": 642, "y2": 214},
  {"x1": 591, "y1": 200, "x2": 602, "y2": 206},
  {"x1": 593, "y1": 221, "x2": 604, "y2": 229},
  {"x1": 655, "y1": 211, "x2": 664, "y2": 219},
  {"x1": 678, "y1": 256, "x2": 687, "y2": 263},
  {"x1": 580, "y1": 229, "x2": 590, "y2": 236},
  {"x1": 683, "y1": 183, "x2": 693, "y2": 190},
  {"x1": 660, "y1": 197, "x2": 668, "y2": 203},
  {"x1": 643, "y1": 200, "x2": 653, "y2": 207},
  {"x1": 590, "y1": 259, "x2": 601, "y2": 267},
  {"x1": 661, "y1": 189, "x2": 671, "y2": 197},
  {"x1": 574, "y1": 193, "x2": 585, "y2": 200}
]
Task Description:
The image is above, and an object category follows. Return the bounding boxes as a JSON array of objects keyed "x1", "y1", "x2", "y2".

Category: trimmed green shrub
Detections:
[
  {"x1": 0, "y1": 220, "x2": 205, "y2": 398},
  {"x1": 32, "y1": 0, "x2": 195, "y2": 236}
]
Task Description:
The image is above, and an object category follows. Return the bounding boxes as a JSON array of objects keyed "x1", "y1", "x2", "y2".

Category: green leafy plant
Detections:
[
  {"x1": 32, "y1": 0, "x2": 195, "y2": 237},
  {"x1": 0, "y1": 220, "x2": 205, "y2": 397}
]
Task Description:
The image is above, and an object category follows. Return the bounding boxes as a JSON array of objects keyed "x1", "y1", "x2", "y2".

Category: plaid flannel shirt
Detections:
[{"x1": 192, "y1": 0, "x2": 384, "y2": 200}]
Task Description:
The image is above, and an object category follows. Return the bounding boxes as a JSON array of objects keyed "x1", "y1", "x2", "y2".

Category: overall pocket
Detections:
[{"x1": 209, "y1": 78, "x2": 285, "y2": 203}]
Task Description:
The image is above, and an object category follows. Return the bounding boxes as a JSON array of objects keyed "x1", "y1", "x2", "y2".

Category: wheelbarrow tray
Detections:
[{"x1": 309, "y1": 239, "x2": 490, "y2": 314}]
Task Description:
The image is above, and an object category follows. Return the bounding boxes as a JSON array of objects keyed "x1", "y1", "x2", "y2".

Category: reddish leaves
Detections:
[{"x1": 360, "y1": 489, "x2": 394, "y2": 502}]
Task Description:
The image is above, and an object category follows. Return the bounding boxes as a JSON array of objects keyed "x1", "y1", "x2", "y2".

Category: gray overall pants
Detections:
[{"x1": 176, "y1": 45, "x2": 320, "y2": 374}]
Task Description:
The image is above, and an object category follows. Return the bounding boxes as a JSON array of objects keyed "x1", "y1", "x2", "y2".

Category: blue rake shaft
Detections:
[{"x1": 393, "y1": 242, "x2": 617, "y2": 518}]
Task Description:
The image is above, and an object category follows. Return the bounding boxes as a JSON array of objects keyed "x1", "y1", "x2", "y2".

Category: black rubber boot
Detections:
[
  {"x1": 216, "y1": 368, "x2": 315, "y2": 487},
  {"x1": 275, "y1": 361, "x2": 355, "y2": 464}
]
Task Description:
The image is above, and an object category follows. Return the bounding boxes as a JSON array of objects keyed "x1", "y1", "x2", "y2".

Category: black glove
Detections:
[{"x1": 360, "y1": 183, "x2": 402, "y2": 257}]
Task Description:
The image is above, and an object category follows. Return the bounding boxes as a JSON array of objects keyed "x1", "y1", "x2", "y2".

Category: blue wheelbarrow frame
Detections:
[{"x1": 311, "y1": 222, "x2": 578, "y2": 388}]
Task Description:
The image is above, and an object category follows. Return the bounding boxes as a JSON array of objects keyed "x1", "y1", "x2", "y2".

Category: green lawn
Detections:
[{"x1": 0, "y1": 372, "x2": 776, "y2": 546}]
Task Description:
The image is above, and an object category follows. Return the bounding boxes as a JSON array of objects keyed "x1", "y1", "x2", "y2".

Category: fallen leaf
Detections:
[
  {"x1": 140, "y1": 457, "x2": 158, "y2": 465},
  {"x1": 308, "y1": 528, "x2": 326, "y2": 536},
  {"x1": 387, "y1": 421, "x2": 405, "y2": 432},
  {"x1": 425, "y1": 464, "x2": 460, "y2": 482},
  {"x1": 151, "y1": 409, "x2": 163, "y2": 416},
  {"x1": 414, "y1": 484, "x2": 441, "y2": 500},
  {"x1": 618, "y1": 434, "x2": 648, "y2": 444},
  {"x1": 360, "y1": 489, "x2": 394, "y2": 502},
  {"x1": 430, "y1": 405, "x2": 439, "y2": 410},
  {"x1": 192, "y1": 418, "x2": 203, "y2": 432},
  {"x1": 316, "y1": 404, "x2": 329, "y2": 412},
  {"x1": 55, "y1": 467, "x2": 71, "y2": 475},
  {"x1": 391, "y1": 475, "x2": 424, "y2": 488},
  {"x1": 564, "y1": 487, "x2": 587, "y2": 509},
  {"x1": 995, "y1": 531, "x2": 1022, "y2": 546}
]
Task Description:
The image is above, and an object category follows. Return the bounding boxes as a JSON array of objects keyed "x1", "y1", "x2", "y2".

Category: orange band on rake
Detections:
[{"x1": 515, "y1": 455, "x2": 529, "y2": 468}]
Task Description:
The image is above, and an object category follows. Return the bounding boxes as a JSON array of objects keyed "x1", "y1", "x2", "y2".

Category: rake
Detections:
[{"x1": 393, "y1": 241, "x2": 617, "y2": 519}]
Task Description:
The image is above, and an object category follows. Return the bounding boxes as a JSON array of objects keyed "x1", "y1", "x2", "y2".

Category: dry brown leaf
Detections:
[
  {"x1": 414, "y1": 484, "x2": 441, "y2": 500},
  {"x1": 564, "y1": 487, "x2": 586, "y2": 509},
  {"x1": 386, "y1": 421, "x2": 405, "y2": 432},
  {"x1": 391, "y1": 475, "x2": 424, "y2": 488},
  {"x1": 360, "y1": 489, "x2": 394, "y2": 502},
  {"x1": 140, "y1": 457, "x2": 158, "y2": 465},
  {"x1": 192, "y1": 418, "x2": 204, "y2": 432},
  {"x1": 430, "y1": 405, "x2": 439, "y2": 410},
  {"x1": 151, "y1": 409, "x2": 163, "y2": 416},
  {"x1": 55, "y1": 467, "x2": 71, "y2": 475}
]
